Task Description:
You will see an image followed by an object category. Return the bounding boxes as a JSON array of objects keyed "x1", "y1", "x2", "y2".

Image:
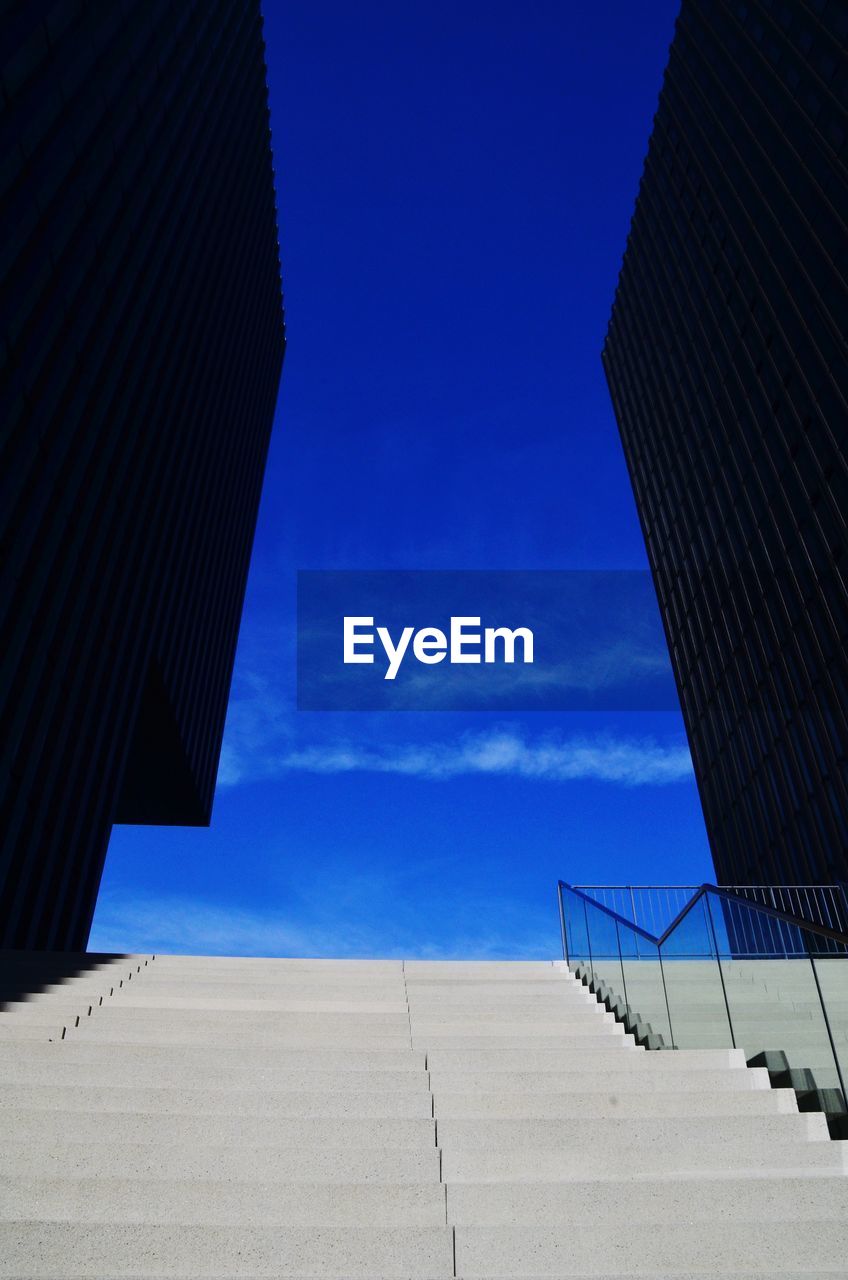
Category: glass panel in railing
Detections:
[
  {"x1": 718, "y1": 888, "x2": 804, "y2": 958},
  {"x1": 581, "y1": 894, "x2": 627, "y2": 1008},
  {"x1": 706, "y1": 892, "x2": 841, "y2": 1088},
  {"x1": 805, "y1": 929, "x2": 848, "y2": 1102},
  {"x1": 617, "y1": 922, "x2": 672, "y2": 1047},
  {"x1": 660, "y1": 894, "x2": 732, "y2": 1050},
  {"x1": 560, "y1": 888, "x2": 593, "y2": 983}
]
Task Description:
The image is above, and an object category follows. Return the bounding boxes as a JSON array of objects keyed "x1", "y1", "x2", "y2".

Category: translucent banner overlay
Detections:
[{"x1": 297, "y1": 570, "x2": 678, "y2": 711}]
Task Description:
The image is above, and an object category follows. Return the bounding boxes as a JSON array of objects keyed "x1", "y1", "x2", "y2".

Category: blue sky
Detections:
[{"x1": 90, "y1": 0, "x2": 714, "y2": 959}]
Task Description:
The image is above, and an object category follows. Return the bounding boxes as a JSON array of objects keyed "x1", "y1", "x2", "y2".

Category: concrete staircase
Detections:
[{"x1": 1, "y1": 954, "x2": 847, "y2": 1277}]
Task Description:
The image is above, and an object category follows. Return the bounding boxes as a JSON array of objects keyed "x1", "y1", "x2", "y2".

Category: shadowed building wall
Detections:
[
  {"x1": 603, "y1": 0, "x2": 848, "y2": 886},
  {"x1": 0, "y1": 1, "x2": 285, "y2": 948}
]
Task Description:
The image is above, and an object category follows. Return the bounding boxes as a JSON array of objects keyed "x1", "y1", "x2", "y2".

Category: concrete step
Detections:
[
  {"x1": 452, "y1": 1274, "x2": 847, "y2": 1279},
  {"x1": 0, "y1": 1275, "x2": 838, "y2": 1280},
  {"x1": 404, "y1": 998, "x2": 596, "y2": 1008},
  {"x1": 432, "y1": 1088, "x2": 799, "y2": 1118},
  {"x1": 405, "y1": 962, "x2": 558, "y2": 975},
  {"x1": 412, "y1": 1034, "x2": 635, "y2": 1051},
  {"x1": 669, "y1": 1026, "x2": 840, "y2": 1051},
  {"x1": 663, "y1": 1000, "x2": 822, "y2": 1016},
  {"x1": 15, "y1": 1002, "x2": 620, "y2": 1028},
  {"x1": 667, "y1": 1013, "x2": 836, "y2": 1035},
  {"x1": 145, "y1": 962, "x2": 404, "y2": 967},
  {"x1": 57, "y1": 1008, "x2": 415, "y2": 1027},
  {"x1": 0, "y1": 1023, "x2": 67, "y2": 1040},
  {"x1": 105, "y1": 997, "x2": 413, "y2": 1012},
  {"x1": 732, "y1": 1024, "x2": 846, "y2": 1046},
  {"x1": 0, "y1": 1065, "x2": 430, "y2": 1091},
  {"x1": 0, "y1": 1042, "x2": 426, "y2": 1071},
  {"x1": 0, "y1": 978, "x2": 143, "y2": 1001},
  {"x1": 120, "y1": 985, "x2": 412, "y2": 1000},
  {"x1": 446, "y1": 1175, "x2": 848, "y2": 1223},
  {"x1": 426, "y1": 1047, "x2": 748, "y2": 1070},
  {"x1": 0, "y1": 1085, "x2": 434, "y2": 1117},
  {"x1": 2, "y1": 1006, "x2": 416, "y2": 1027},
  {"x1": 454, "y1": 1220, "x2": 848, "y2": 1275},
  {"x1": 128, "y1": 964, "x2": 407, "y2": 977},
  {"x1": 128, "y1": 965, "x2": 407, "y2": 977},
  {"x1": 64, "y1": 1026, "x2": 415, "y2": 1047},
  {"x1": 405, "y1": 974, "x2": 569, "y2": 985},
  {"x1": 0, "y1": 1222, "x2": 455, "y2": 1275},
  {"x1": 143, "y1": 958, "x2": 404, "y2": 972},
  {"x1": 108, "y1": 992, "x2": 413, "y2": 1007},
  {"x1": 427, "y1": 1067, "x2": 772, "y2": 1092},
  {"x1": 435, "y1": 1113, "x2": 829, "y2": 1148},
  {"x1": 756, "y1": 1046, "x2": 848, "y2": 1066},
  {"x1": 442, "y1": 1141, "x2": 848, "y2": 1180},
  {"x1": 666, "y1": 1003, "x2": 819, "y2": 1024},
  {"x1": 409, "y1": 1018, "x2": 624, "y2": 1036},
  {"x1": 1, "y1": 1141, "x2": 443, "y2": 1181},
  {"x1": 0, "y1": 1177, "x2": 447, "y2": 1225},
  {"x1": 122, "y1": 976, "x2": 411, "y2": 990},
  {"x1": 404, "y1": 998, "x2": 612, "y2": 1018},
  {"x1": 407, "y1": 983, "x2": 590, "y2": 997},
  {"x1": 0, "y1": 1111, "x2": 437, "y2": 1147}
]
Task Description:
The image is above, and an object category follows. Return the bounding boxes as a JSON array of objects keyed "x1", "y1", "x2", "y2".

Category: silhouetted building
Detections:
[
  {"x1": 603, "y1": 0, "x2": 848, "y2": 887},
  {"x1": 0, "y1": 1, "x2": 284, "y2": 948}
]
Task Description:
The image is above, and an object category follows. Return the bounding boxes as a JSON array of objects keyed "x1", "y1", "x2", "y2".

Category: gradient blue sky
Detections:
[{"x1": 90, "y1": 0, "x2": 714, "y2": 959}]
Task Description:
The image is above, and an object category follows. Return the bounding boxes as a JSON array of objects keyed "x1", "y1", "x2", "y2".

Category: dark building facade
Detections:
[
  {"x1": 603, "y1": 0, "x2": 848, "y2": 887},
  {"x1": 0, "y1": 2, "x2": 284, "y2": 948}
]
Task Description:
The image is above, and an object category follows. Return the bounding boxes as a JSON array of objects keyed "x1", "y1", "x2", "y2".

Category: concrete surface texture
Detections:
[{"x1": 0, "y1": 953, "x2": 847, "y2": 1277}]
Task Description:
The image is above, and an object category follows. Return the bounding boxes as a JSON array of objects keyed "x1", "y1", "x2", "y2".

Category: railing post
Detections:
[
  {"x1": 657, "y1": 949, "x2": 675, "y2": 1050},
  {"x1": 615, "y1": 919, "x2": 629, "y2": 1014},
  {"x1": 768, "y1": 884, "x2": 779, "y2": 958},
  {"x1": 583, "y1": 898, "x2": 594, "y2": 985},
  {"x1": 629, "y1": 885, "x2": 640, "y2": 958},
  {"x1": 805, "y1": 933, "x2": 847, "y2": 1104},
  {"x1": 557, "y1": 882, "x2": 569, "y2": 965},
  {"x1": 705, "y1": 891, "x2": 736, "y2": 1051}
]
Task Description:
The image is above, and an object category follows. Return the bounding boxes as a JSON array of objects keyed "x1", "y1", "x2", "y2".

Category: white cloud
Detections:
[
  {"x1": 90, "y1": 894, "x2": 324, "y2": 958},
  {"x1": 89, "y1": 888, "x2": 556, "y2": 960},
  {"x1": 221, "y1": 725, "x2": 692, "y2": 789},
  {"x1": 217, "y1": 670, "x2": 296, "y2": 787},
  {"x1": 216, "y1": 653, "x2": 692, "y2": 791}
]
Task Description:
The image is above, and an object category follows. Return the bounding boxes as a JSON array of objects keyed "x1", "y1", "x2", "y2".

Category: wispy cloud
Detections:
[
  {"x1": 217, "y1": 669, "x2": 296, "y2": 786},
  {"x1": 268, "y1": 731, "x2": 693, "y2": 786},
  {"x1": 218, "y1": 664, "x2": 693, "y2": 790},
  {"x1": 90, "y1": 893, "x2": 328, "y2": 958},
  {"x1": 89, "y1": 888, "x2": 556, "y2": 959}
]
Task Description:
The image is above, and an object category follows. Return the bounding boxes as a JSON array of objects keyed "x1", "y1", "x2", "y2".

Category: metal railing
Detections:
[
  {"x1": 558, "y1": 880, "x2": 848, "y2": 1103},
  {"x1": 575, "y1": 883, "x2": 848, "y2": 940}
]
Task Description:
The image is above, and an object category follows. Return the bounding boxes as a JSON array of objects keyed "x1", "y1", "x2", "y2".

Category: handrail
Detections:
[
  {"x1": 704, "y1": 884, "x2": 848, "y2": 947},
  {"x1": 571, "y1": 883, "x2": 848, "y2": 940},
  {"x1": 559, "y1": 880, "x2": 848, "y2": 949},
  {"x1": 558, "y1": 882, "x2": 660, "y2": 946},
  {"x1": 558, "y1": 878, "x2": 848, "y2": 1107},
  {"x1": 574, "y1": 883, "x2": 838, "y2": 889}
]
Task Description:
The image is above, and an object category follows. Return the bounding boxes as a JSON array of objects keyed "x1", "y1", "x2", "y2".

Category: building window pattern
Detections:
[
  {"x1": 0, "y1": 1, "x2": 284, "y2": 948},
  {"x1": 603, "y1": 0, "x2": 848, "y2": 886}
]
